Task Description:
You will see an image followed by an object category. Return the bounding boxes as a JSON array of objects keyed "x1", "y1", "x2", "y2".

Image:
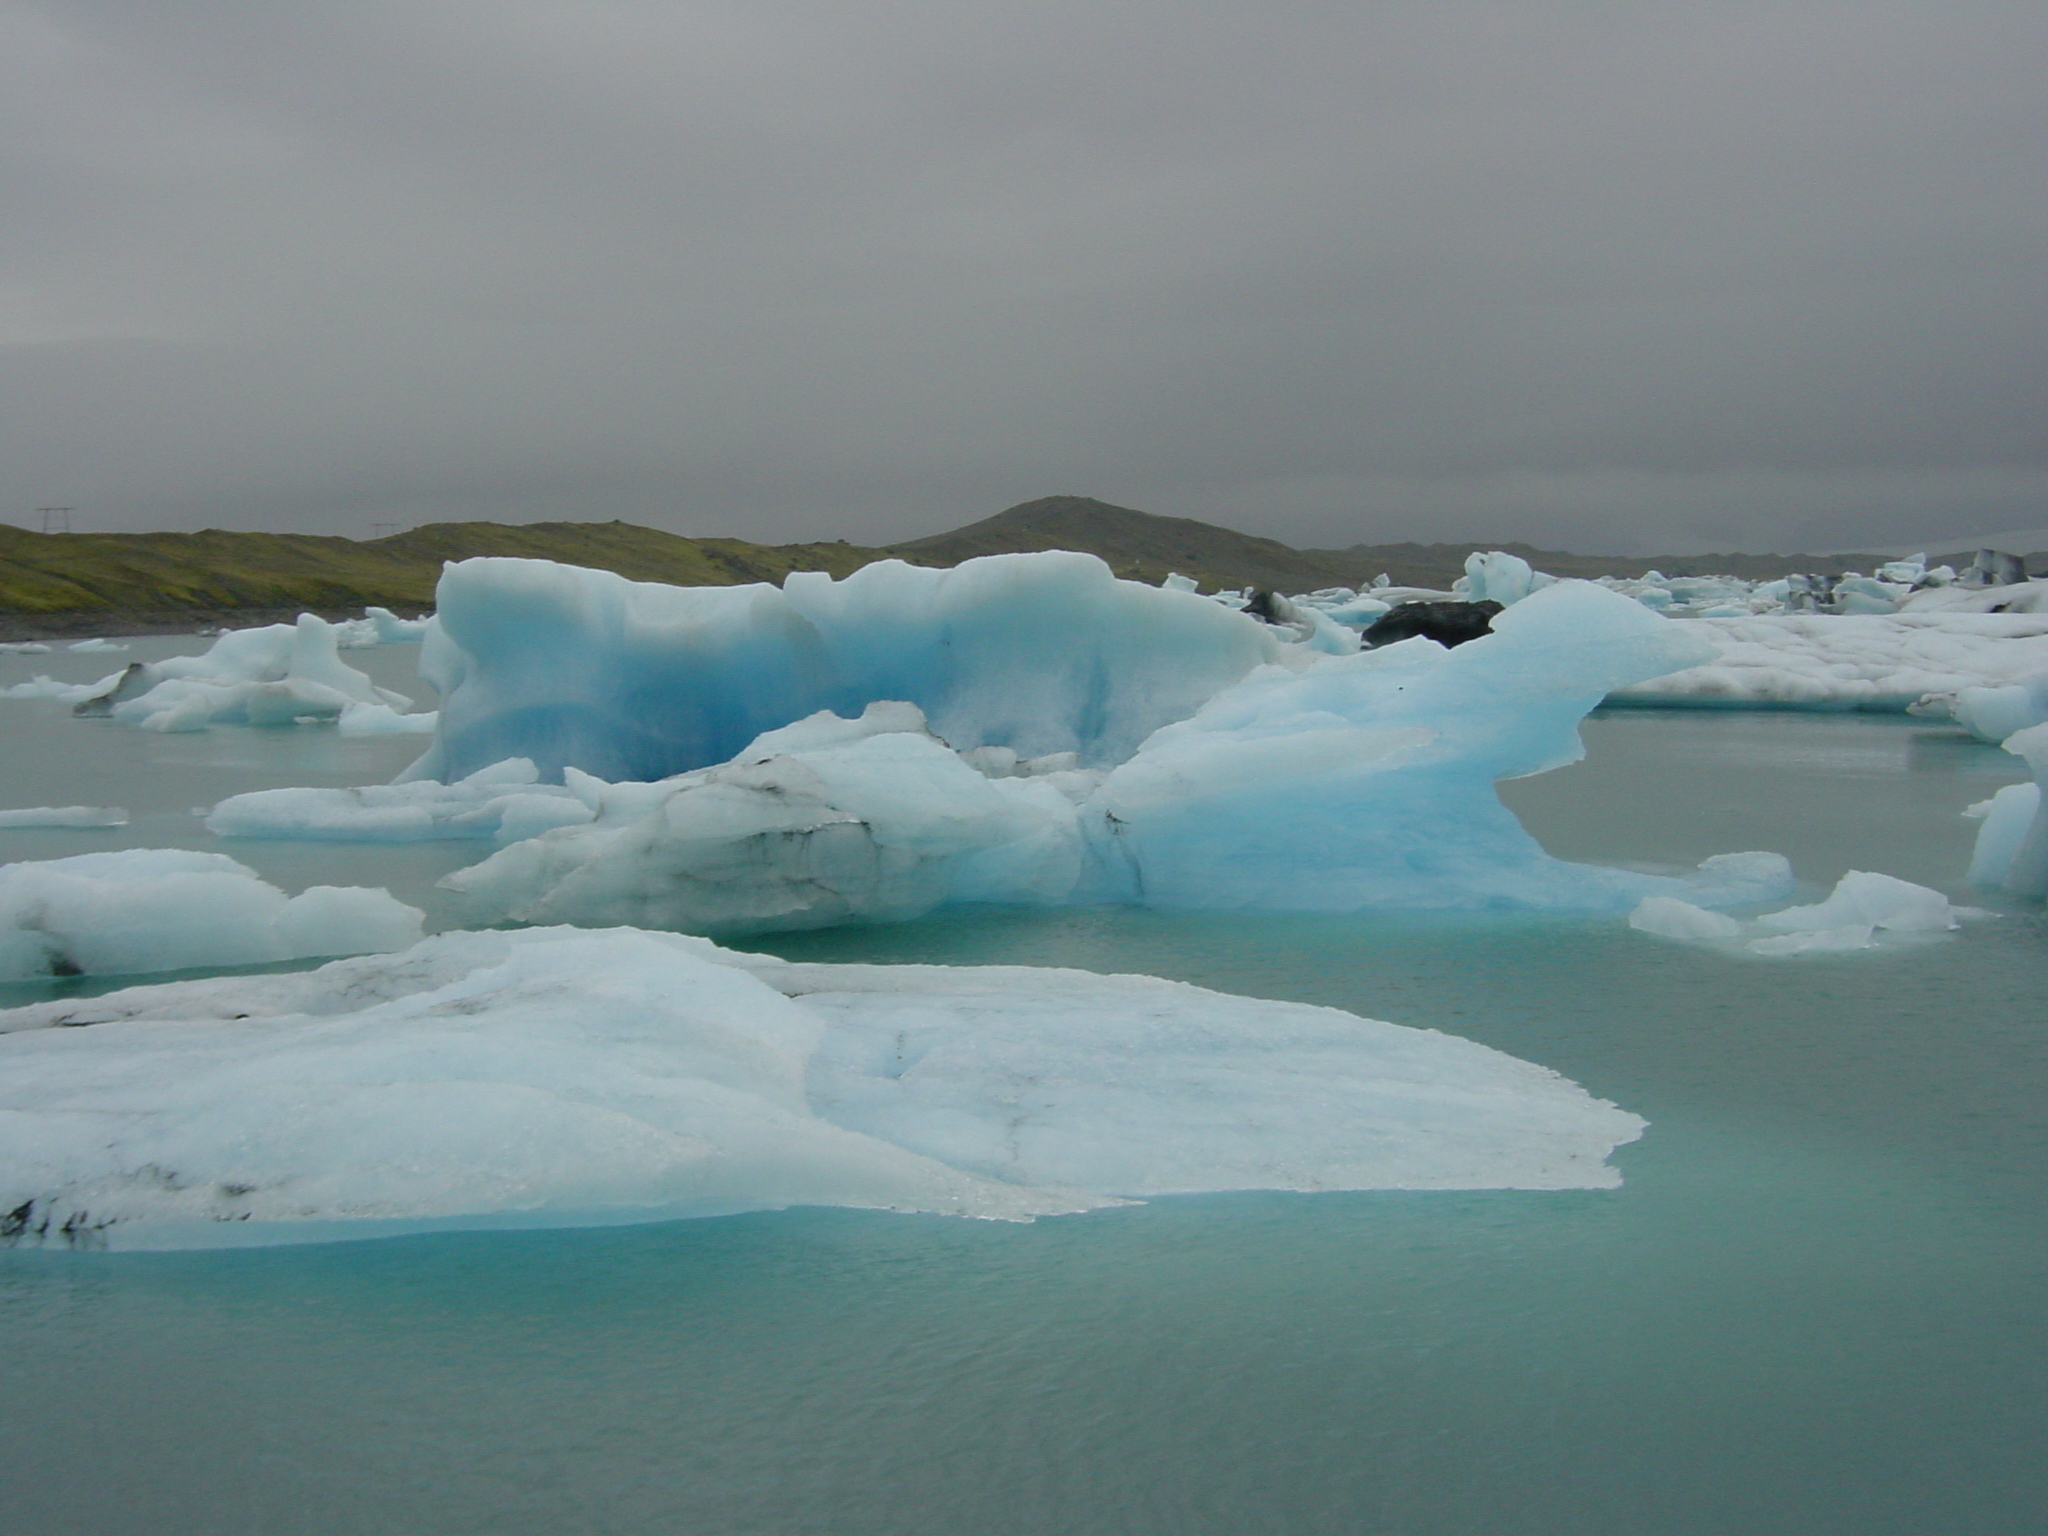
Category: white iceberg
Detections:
[
  {"x1": 442, "y1": 703, "x2": 1093, "y2": 932},
  {"x1": 1628, "y1": 868, "x2": 1962, "y2": 957},
  {"x1": 1753, "y1": 869, "x2": 1959, "y2": 936},
  {"x1": 69, "y1": 614, "x2": 413, "y2": 732},
  {"x1": 1928, "y1": 675, "x2": 2048, "y2": 744},
  {"x1": 2, "y1": 675, "x2": 90, "y2": 702},
  {"x1": 206, "y1": 756, "x2": 591, "y2": 843},
  {"x1": 0, "y1": 849, "x2": 422, "y2": 982},
  {"x1": 1627, "y1": 896, "x2": 1741, "y2": 942},
  {"x1": 330, "y1": 607, "x2": 432, "y2": 647},
  {"x1": 0, "y1": 925, "x2": 1647, "y2": 1250},
  {"x1": 335, "y1": 702, "x2": 439, "y2": 736},
  {"x1": 0, "y1": 806, "x2": 128, "y2": 829},
  {"x1": 1965, "y1": 722, "x2": 2048, "y2": 898}
]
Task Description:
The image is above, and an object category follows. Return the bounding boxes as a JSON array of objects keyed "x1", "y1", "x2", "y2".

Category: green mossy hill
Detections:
[
  {"x1": 3, "y1": 498, "x2": 1984, "y2": 638},
  {"x1": 884, "y1": 495, "x2": 1907, "y2": 591},
  {"x1": 0, "y1": 521, "x2": 881, "y2": 623},
  {"x1": 885, "y1": 496, "x2": 1358, "y2": 592}
]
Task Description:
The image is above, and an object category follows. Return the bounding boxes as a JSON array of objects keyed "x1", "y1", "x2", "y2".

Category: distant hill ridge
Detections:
[{"x1": 1, "y1": 495, "x2": 2024, "y2": 638}]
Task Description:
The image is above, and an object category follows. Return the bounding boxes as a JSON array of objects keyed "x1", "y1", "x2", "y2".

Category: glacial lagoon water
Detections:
[{"x1": 1, "y1": 638, "x2": 2044, "y2": 1534}]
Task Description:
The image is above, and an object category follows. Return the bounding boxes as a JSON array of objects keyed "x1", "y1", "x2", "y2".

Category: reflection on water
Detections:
[{"x1": 2, "y1": 657, "x2": 2045, "y2": 1534}]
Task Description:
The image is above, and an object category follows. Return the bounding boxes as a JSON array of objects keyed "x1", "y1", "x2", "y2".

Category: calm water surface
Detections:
[{"x1": 1, "y1": 640, "x2": 2042, "y2": 1534}]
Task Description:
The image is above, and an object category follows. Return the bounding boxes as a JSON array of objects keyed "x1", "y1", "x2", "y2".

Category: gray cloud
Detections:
[{"x1": 3, "y1": 1, "x2": 2043, "y2": 553}]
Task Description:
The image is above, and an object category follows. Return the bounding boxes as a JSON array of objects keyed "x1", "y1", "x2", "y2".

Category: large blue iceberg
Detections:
[
  {"x1": 409, "y1": 551, "x2": 1283, "y2": 784},
  {"x1": 372, "y1": 553, "x2": 1794, "y2": 932}
]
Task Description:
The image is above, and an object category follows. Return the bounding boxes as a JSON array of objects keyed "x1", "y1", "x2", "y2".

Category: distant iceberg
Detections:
[
  {"x1": 68, "y1": 614, "x2": 418, "y2": 732},
  {"x1": 0, "y1": 925, "x2": 1648, "y2": 1250}
]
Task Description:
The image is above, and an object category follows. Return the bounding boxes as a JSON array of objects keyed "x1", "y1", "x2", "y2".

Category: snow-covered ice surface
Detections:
[
  {"x1": 1612, "y1": 612, "x2": 2048, "y2": 710},
  {"x1": 0, "y1": 849, "x2": 422, "y2": 982},
  {"x1": 0, "y1": 925, "x2": 1646, "y2": 1250},
  {"x1": 409, "y1": 551, "x2": 1285, "y2": 784}
]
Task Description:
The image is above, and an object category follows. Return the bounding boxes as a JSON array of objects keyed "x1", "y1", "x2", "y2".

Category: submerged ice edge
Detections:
[{"x1": 0, "y1": 926, "x2": 1647, "y2": 1252}]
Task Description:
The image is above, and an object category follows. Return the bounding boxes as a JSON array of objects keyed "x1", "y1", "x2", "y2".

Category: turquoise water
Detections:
[{"x1": 1, "y1": 644, "x2": 2044, "y2": 1533}]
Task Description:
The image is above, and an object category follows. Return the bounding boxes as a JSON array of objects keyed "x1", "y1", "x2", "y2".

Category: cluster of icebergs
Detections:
[
  {"x1": 1, "y1": 610, "x2": 436, "y2": 734},
  {"x1": 2, "y1": 546, "x2": 2042, "y2": 1250}
]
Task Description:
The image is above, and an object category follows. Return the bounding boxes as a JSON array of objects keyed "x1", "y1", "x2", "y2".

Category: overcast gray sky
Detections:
[{"x1": 2, "y1": 1, "x2": 2042, "y2": 554}]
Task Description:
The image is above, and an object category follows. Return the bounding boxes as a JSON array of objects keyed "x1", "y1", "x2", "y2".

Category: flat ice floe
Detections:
[
  {"x1": 1611, "y1": 612, "x2": 2048, "y2": 710},
  {"x1": 0, "y1": 926, "x2": 1646, "y2": 1250},
  {"x1": 0, "y1": 849, "x2": 423, "y2": 982},
  {"x1": 1628, "y1": 869, "x2": 1967, "y2": 956}
]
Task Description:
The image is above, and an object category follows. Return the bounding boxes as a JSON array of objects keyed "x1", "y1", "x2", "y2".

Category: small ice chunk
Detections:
[
  {"x1": 66, "y1": 638, "x2": 129, "y2": 654},
  {"x1": 1683, "y1": 851, "x2": 1796, "y2": 906},
  {"x1": 1628, "y1": 897, "x2": 1741, "y2": 941},
  {"x1": 0, "y1": 642, "x2": 51, "y2": 654},
  {"x1": 2, "y1": 675, "x2": 95, "y2": 702},
  {"x1": 0, "y1": 849, "x2": 422, "y2": 981},
  {"x1": 336, "y1": 702, "x2": 439, "y2": 736},
  {"x1": 206, "y1": 757, "x2": 584, "y2": 843},
  {"x1": 1747, "y1": 926, "x2": 1876, "y2": 956},
  {"x1": 0, "y1": 806, "x2": 128, "y2": 829},
  {"x1": 1755, "y1": 870, "x2": 1957, "y2": 934}
]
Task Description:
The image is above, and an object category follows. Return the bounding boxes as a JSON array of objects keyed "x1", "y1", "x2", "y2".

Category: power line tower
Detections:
[{"x1": 37, "y1": 507, "x2": 75, "y2": 534}]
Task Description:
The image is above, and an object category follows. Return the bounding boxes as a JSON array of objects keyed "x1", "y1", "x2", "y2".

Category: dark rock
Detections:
[{"x1": 1361, "y1": 599, "x2": 1503, "y2": 649}]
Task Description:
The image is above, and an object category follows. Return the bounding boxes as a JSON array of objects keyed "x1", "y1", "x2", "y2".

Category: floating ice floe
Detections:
[
  {"x1": 0, "y1": 806, "x2": 128, "y2": 829},
  {"x1": 65, "y1": 638, "x2": 128, "y2": 654},
  {"x1": 0, "y1": 675, "x2": 83, "y2": 701},
  {"x1": 1965, "y1": 722, "x2": 2048, "y2": 898},
  {"x1": 330, "y1": 607, "x2": 431, "y2": 647},
  {"x1": 0, "y1": 641, "x2": 51, "y2": 655},
  {"x1": 0, "y1": 925, "x2": 1648, "y2": 1250},
  {"x1": 208, "y1": 756, "x2": 593, "y2": 843},
  {"x1": 1610, "y1": 612, "x2": 2048, "y2": 710},
  {"x1": 1915, "y1": 675, "x2": 2048, "y2": 744},
  {"x1": 65, "y1": 614, "x2": 420, "y2": 732},
  {"x1": 336, "y1": 701, "x2": 440, "y2": 735},
  {"x1": 1627, "y1": 869, "x2": 1965, "y2": 957},
  {"x1": 0, "y1": 849, "x2": 422, "y2": 982}
]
